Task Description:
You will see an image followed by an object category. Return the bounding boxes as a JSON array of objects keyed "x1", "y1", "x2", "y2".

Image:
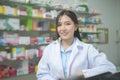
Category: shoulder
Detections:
[
  {"x1": 75, "y1": 38, "x2": 92, "y2": 49},
  {"x1": 44, "y1": 40, "x2": 59, "y2": 50},
  {"x1": 81, "y1": 42, "x2": 96, "y2": 51}
]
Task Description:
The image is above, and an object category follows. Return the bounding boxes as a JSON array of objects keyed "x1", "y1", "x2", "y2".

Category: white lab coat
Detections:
[{"x1": 36, "y1": 38, "x2": 116, "y2": 80}]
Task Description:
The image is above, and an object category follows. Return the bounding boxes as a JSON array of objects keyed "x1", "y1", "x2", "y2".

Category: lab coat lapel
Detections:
[
  {"x1": 67, "y1": 38, "x2": 83, "y2": 77},
  {"x1": 54, "y1": 39, "x2": 65, "y2": 77},
  {"x1": 67, "y1": 43, "x2": 79, "y2": 76}
]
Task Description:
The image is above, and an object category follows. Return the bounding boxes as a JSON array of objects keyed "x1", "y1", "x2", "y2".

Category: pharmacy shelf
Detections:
[
  {"x1": 0, "y1": 56, "x2": 40, "y2": 63},
  {"x1": 80, "y1": 31, "x2": 100, "y2": 34},
  {"x1": 0, "y1": 14, "x2": 101, "y2": 26},
  {"x1": 0, "y1": 14, "x2": 55, "y2": 21},
  {"x1": 0, "y1": 0, "x2": 100, "y2": 17},
  {"x1": 1, "y1": 72, "x2": 37, "y2": 80},
  {"x1": 0, "y1": 44, "x2": 48, "y2": 48},
  {"x1": 79, "y1": 22, "x2": 102, "y2": 25}
]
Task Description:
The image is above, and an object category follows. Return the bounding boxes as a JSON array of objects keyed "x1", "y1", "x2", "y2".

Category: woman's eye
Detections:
[{"x1": 65, "y1": 23, "x2": 71, "y2": 25}]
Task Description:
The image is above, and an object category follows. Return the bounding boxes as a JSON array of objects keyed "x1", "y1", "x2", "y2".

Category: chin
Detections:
[{"x1": 61, "y1": 37, "x2": 69, "y2": 40}]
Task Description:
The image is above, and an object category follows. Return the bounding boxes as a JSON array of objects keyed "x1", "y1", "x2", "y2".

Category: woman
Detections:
[{"x1": 36, "y1": 10, "x2": 116, "y2": 80}]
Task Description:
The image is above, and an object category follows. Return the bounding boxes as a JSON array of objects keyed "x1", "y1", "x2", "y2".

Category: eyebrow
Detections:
[
  {"x1": 65, "y1": 21, "x2": 70, "y2": 23},
  {"x1": 58, "y1": 20, "x2": 70, "y2": 23}
]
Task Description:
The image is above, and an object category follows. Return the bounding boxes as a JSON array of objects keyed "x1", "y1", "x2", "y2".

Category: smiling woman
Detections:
[
  {"x1": 56, "y1": 10, "x2": 82, "y2": 42},
  {"x1": 36, "y1": 10, "x2": 116, "y2": 80},
  {"x1": 56, "y1": 15, "x2": 78, "y2": 50}
]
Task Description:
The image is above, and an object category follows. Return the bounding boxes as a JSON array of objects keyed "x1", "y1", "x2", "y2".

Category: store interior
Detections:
[{"x1": 0, "y1": 0, "x2": 120, "y2": 80}]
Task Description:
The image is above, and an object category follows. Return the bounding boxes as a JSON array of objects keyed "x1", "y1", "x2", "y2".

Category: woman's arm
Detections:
[
  {"x1": 77, "y1": 45, "x2": 116, "y2": 78},
  {"x1": 36, "y1": 47, "x2": 57, "y2": 80}
]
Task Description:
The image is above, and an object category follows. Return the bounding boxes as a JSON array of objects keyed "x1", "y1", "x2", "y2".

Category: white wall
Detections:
[
  {"x1": 88, "y1": 0, "x2": 120, "y2": 66},
  {"x1": 116, "y1": 0, "x2": 120, "y2": 66}
]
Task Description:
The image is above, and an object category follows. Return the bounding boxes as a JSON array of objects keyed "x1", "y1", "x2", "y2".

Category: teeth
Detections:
[
  {"x1": 60, "y1": 31, "x2": 67, "y2": 35},
  {"x1": 62, "y1": 33, "x2": 67, "y2": 35},
  {"x1": 61, "y1": 32, "x2": 66, "y2": 34}
]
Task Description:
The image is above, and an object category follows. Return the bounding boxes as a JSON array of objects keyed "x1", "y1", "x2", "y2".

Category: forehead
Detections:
[{"x1": 58, "y1": 15, "x2": 72, "y2": 22}]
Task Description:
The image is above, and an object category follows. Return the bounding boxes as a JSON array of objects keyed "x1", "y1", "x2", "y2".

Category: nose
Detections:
[{"x1": 60, "y1": 24, "x2": 66, "y2": 30}]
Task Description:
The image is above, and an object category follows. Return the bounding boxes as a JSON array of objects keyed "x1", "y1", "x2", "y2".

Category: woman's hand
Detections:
[{"x1": 75, "y1": 72, "x2": 84, "y2": 78}]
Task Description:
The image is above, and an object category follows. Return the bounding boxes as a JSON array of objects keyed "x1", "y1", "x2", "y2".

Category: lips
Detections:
[{"x1": 60, "y1": 32, "x2": 68, "y2": 36}]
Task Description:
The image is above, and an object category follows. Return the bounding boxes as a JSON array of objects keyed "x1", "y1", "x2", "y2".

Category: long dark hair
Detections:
[{"x1": 56, "y1": 10, "x2": 82, "y2": 41}]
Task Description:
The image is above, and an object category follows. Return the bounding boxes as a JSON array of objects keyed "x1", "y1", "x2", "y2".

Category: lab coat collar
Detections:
[
  {"x1": 54, "y1": 37, "x2": 84, "y2": 77},
  {"x1": 67, "y1": 38, "x2": 84, "y2": 77},
  {"x1": 54, "y1": 38, "x2": 65, "y2": 78},
  {"x1": 54, "y1": 37, "x2": 84, "y2": 49}
]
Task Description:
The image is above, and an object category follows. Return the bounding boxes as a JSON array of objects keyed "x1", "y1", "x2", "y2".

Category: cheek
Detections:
[
  {"x1": 69, "y1": 27, "x2": 76, "y2": 33},
  {"x1": 69, "y1": 25, "x2": 76, "y2": 30},
  {"x1": 57, "y1": 28, "x2": 60, "y2": 32},
  {"x1": 71, "y1": 30, "x2": 75, "y2": 35}
]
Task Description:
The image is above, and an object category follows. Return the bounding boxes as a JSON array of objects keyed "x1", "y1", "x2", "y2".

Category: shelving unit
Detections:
[
  {"x1": 80, "y1": 31, "x2": 100, "y2": 43},
  {"x1": 0, "y1": 0, "x2": 103, "y2": 79},
  {"x1": 2, "y1": 72, "x2": 37, "y2": 80}
]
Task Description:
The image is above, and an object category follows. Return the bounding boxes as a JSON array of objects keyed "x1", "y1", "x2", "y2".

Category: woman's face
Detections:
[{"x1": 57, "y1": 15, "x2": 77, "y2": 41}]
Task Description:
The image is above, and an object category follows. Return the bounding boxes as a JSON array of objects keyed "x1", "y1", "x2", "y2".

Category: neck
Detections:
[{"x1": 61, "y1": 38, "x2": 74, "y2": 51}]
